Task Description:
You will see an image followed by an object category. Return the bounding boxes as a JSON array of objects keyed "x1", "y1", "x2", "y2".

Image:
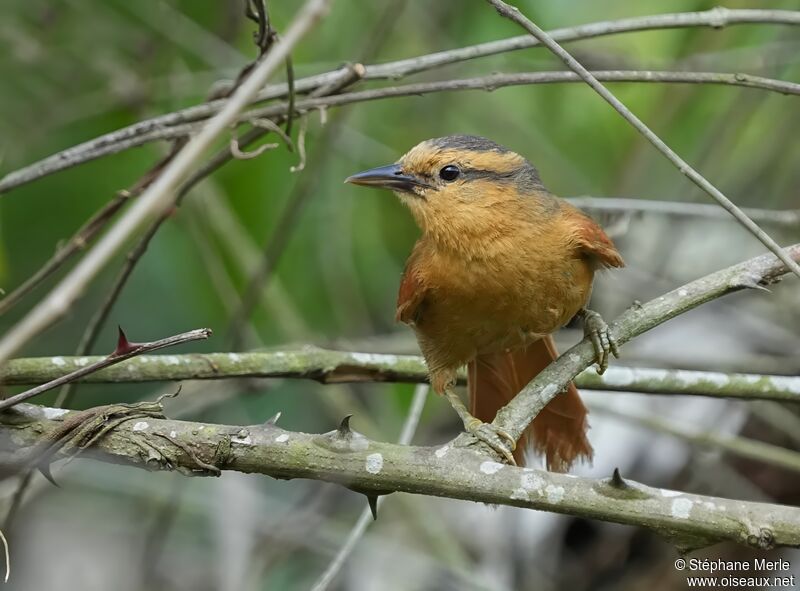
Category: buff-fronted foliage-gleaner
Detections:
[{"x1": 347, "y1": 135, "x2": 624, "y2": 469}]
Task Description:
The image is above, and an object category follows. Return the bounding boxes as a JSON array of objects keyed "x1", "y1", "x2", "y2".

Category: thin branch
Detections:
[
  {"x1": 310, "y1": 384, "x2": 428, "y2": 591},
  {"x1": 2, "y1": 6, "x2": 799, "y2": 193},
  {"x1": 0, "y1": 328, "x2": 211, "y2": 411},
  {"x1": 589, "y1": 400, "x2": 800, "y2": 473},
  {"x1": 0, "y1": 190, "x2": 131, "y2": 315},
  {"x1": 487, "y1": 0, "x2": 800, "y2": 280},
  {"x1": 4, "y1": 350, "x2": 800, "y2": 403},
  {"x1": 1, "y1": 69, "x2": 796, "y2": 193},
  {"x1": 363, "y1": 8, "x2": 800, "y2": 80},
  {"x1": 492, "y1": 245, "x2": 800, "y2": 446},
  {"x1": 2, "y1": 401, "x2": 798, "y2": 552},
  {"x1": 228, "y1": 115, "x2": 345, "y2": 348},
  {"x1": 566, "y1": 197, "x2": 800, "y2": 228},
  {"x1": 0, "y1": 0, "x2": 332, "y2": 364}
]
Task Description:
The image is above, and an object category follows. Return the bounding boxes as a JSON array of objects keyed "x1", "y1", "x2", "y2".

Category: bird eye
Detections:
[{"x1": 439, "y1": 165, "x2": 460, "y2": 182}]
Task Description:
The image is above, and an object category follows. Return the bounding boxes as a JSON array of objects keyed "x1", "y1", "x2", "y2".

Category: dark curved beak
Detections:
[{"x1": 345, "y1": 164, "x2": 430, "y2": 193}]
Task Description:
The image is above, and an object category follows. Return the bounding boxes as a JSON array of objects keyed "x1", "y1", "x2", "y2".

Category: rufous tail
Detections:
[{"x1": 467, "y1": 336, "x2": 593, "y2": 470}]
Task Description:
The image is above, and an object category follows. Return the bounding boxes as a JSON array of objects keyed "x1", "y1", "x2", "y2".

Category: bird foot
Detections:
[
  {"x1": 581, "y1": 308, "x2": 619, "y2": 375},
  {"x1": 465, "y1": 418, "x2": 517, "y2": 466}
]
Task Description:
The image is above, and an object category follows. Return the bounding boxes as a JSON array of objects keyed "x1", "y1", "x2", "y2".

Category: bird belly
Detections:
[{"x1": 414, "y1": 258, "x2": 592, "y2": 372}]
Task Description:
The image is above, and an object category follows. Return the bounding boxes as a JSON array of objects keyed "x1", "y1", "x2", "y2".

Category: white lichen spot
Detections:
[
  {"x1": 138, "y1": 357, "x2": 150, "y2": 363},
  {"x1": 434, "y1": 444, "x2": 450, "y2": 459},
  {"x1": 772, "y1": 375, "x2": 800, "y2": 395},
  {"x1": 274, "y1": 433, "x2": 290, "y2": 443},
  {"x1": 365, "y1": 453, "x2": 383, "y2": 474},
  {"x1": 169, "y1": 431, "x2": 177, "y2": 438},
  {"x1": 521, "y1": 471, "x2": 545, "y2": 493},
  {"x1": 229, "y1": 353, "x2": 241, "y2": 362},
  {"x1": 52, "y1": 356, "x2": 66, "y2": 367},
  {"x1": 700, "y1": 371, "x2": 729, "y2": 387},
  {"x1": 660, "y1": 489, "x2": 682, "y2": 498},
  {"x1": 678, "y1": 289, "x2": 688, "y2": 297},
  {"x1": 42, "y1": 407, "x2": 69, "y2": 419},
  {"x1": 671, "y1": 497, "x2": 693, "y2": 519},
  {"x1": 545, "y1": 484, "x2": 565, "y2": 504},
  {"x1": 510, "y1": 488, "x2": 529, "y2": 501},
  {"x1": 479, "y1": 461, "x2": 504, "y2": 475},
  {"x1": 76, "y1": 357, "x2": 90, "y2": 367},
  {"x1": 165, "y1": 356, "x2": 180, "y2": 366},
  {"x1": 602, "y1": 367, "x2": 635, "y2": 387},
  {"x1": 540, "y1": 383, "x2": 558, "y2": 399},
  {"x1": 132, "y1": 421, "x2": 149, "y2": 432},
  {"x1": 351, "y1": 352, "x2": 381, "y2": 364},
  {"x1": 568, "y1": 353, "x2": 580, "y2": 363}
]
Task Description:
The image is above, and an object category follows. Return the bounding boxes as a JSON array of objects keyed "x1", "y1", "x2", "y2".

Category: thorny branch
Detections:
[
  {"x1": 1, "y1": 402, "x2": 797, "y2": 552},
  {"x1": 0, "y1": 328, "x2": 211, "y2": 412}
]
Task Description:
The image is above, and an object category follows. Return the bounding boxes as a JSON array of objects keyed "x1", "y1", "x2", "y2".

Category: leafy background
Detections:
[{"x1": 0, "y1": 0, "x2": 798, "y2": 589}]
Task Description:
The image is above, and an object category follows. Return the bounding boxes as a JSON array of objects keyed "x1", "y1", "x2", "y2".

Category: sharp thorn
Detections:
[
  {"x1": 38, "y1": 463, "x2": 59, "y2": 487},
  {"x1": 337, "y1": 414, "x2": 353, "y2": 438},
  {"x1": 367, "y1": 494, "x2": 378, "y2": 520},
  {"x1": 610, "y1": 467, "x2": 626, "y2": 488},
  {"x1": 113, "y1": 326, "x2": 137, "y2": 356},
  {"x1": 265, "y1": 411, "x2": 282, "y2": 425}
]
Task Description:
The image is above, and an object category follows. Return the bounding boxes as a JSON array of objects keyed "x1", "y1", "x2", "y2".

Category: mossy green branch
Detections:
[{"x1": 3, "y1": 350, "x2": 800, "y2": 402}]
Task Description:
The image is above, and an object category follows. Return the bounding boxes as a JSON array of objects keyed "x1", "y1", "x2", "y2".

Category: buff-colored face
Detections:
[{"x1": 346, "y1": 135, "x2": 545, "y2": 232}]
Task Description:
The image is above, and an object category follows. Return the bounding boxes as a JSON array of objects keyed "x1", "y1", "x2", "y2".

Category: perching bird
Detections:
[{"x1": 346, "y1": 135, "x2": 623, "y2": 470}]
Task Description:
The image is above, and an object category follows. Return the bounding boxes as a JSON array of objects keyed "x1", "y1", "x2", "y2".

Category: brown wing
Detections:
[
  {"x1": 396, "y1": 253, "x2": 427, "y2": 325},
  {"x1": 571, "y1": 212, "x2": 625, "y2": 269}
]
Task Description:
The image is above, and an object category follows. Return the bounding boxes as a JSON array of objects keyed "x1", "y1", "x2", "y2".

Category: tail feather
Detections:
[{"x1": 467, "y1": 336, "x2": 593, "y2": 470}]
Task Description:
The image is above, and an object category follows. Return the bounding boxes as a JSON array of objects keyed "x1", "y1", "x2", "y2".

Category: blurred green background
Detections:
[{"x1": 0, "y1": 1, "x2": 799, "y2": 590}]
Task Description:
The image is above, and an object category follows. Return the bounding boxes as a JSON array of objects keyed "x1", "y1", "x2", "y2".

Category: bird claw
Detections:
[
  {"x1": 582, "y1": 308, "x2": 619, "y2": 375},
  {"x1": 466, "y1": 418, "x2": 517, "y2": 466}
]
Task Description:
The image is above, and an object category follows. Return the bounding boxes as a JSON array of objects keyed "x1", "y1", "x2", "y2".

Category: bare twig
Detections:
[
  {"x1": 227, "y1": 115, "x2": 344, "y2": 348},
  {"x1": 590, "y1": 399, "x2": 800, "y2": 473},
  {"x1": 0, "y1": 0, "x2": 332, "y2": 364},
  {"x1": 0, "y1": 190, "x2": 131, "y2": 315},
  {"x1": 566, "y1": 197, "x2": 800, "y2": 228},
  {"x1": 310, "y1": 384, "x2": 428, "y2": 591},
  {"x1": 0, "y1": 328, "x2": 211, "y2": 411},
  {"x1": 0, "y1": 527, "x2": 8, "y2": 583},
  {"x1": 1, "y1": 70, "x2": 796, "y2": 194},
  {"x1": 2, "y1": 6, "x2": 799, "y2": 193},
  {"x1": 487, "y1": 0, "x2": 800, "y2": 280}
]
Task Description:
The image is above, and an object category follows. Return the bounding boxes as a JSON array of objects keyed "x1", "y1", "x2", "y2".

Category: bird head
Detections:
[{"x1": 346, "y1": 135, "x2": 548, "y2": 242}]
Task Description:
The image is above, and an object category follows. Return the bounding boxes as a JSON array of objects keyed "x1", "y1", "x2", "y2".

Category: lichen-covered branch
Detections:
[
  {"x1": 0, "y1": 403, "x2": 797, "y2": 552},
  {"x1": 3, "y1": 350, "x2": 800, "y2": 403}
]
